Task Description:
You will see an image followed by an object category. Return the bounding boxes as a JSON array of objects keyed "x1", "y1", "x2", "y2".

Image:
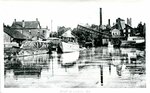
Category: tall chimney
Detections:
[
  {"x1": 100, "y1": 8, "x2": 102, "y2": 26},
  {"x1": 108, "y1": 19, "x2": 110, "y2": 26}
]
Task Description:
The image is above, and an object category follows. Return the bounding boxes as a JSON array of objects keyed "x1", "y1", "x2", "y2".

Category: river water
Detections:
[{"x1": 4, "y1": 47, "x2": 146, "y2": 88}]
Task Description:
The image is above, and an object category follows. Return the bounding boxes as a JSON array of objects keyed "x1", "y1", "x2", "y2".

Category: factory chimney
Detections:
[
  {"x1": 108, "y1": 19, "x2": 110, "y2": 26},
  {"x1": 100, "y1": 8, "x2": 102, "y2": 26}
]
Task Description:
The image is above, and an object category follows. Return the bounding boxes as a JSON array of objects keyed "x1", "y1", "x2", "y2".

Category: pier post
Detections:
[
  {"x1": 100, "y1": 65, "x2": 103, "y2": 86},
  {"x1": 109, "y1": 63, "x2": 111, "y2": 75}
]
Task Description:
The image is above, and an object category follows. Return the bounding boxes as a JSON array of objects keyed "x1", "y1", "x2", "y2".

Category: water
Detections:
[{"x1": 4, "y1": 47, "x2": 146, "y2": 88}]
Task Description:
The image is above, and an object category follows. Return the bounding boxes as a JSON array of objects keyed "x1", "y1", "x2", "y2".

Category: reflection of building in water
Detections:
[
  {"x1": 109, "y1": 48, "x2": 127, "y2": 76},
  {"x1": 127, "y1": 50, "x2": 137, "y2": 64},
  {"x1": 110, "y1": 48, "x2": 145, "y2": 76},
  {"x1": 125, "y1": 49, "x2": 145, "y2": 75}
]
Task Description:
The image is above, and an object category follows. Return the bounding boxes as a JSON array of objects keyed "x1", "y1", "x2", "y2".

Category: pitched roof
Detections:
[
  {"x1": 11, "y1": 21, "x2": 40, "y2": 29},
  {"x1": 111, "y1": 23, "x2": 133, "y2": 30},
  {"x1": 4, "y1": 26, "x2": 28, "y2": 40},
  {"x1": 61, "y1": 29, "x2": 75, "y2": 38}
]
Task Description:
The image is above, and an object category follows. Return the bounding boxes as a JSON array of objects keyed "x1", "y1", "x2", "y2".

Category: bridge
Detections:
[
  {"x1": 77, "y1": 25, "x2": 111, "y2": 38},
  {"x1": 77, "y1": 24, "x2": 125, "y2": 47}
]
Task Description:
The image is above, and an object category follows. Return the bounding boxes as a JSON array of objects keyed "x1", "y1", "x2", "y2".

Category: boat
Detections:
[
  {"x1": 19, "y1": 40, "x2": 51, "y2": 56},
  {"x1": 58, "y1": 29, "x2": 79, "y2": 53},
  {"x1": 127, "y1": 36, "x2": 145, "y2": 44},
  {"x1": 47, "y1": 37, "x2": 60, "y2": 51},
  {"x1": 121, "y1": 36, "x2": 145, "y2": 48}
]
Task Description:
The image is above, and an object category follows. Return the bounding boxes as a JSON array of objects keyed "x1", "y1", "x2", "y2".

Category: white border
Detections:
[{"x1": 0, "y1": 0, "x2": 149, "y2": 93}]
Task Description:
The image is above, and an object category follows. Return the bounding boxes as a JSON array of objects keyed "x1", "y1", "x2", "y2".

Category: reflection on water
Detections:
[{"x1": 4, "y1": 47, "x2": 145, "y2": 88}]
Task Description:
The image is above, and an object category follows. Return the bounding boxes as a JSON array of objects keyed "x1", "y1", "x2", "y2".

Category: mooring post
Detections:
[{"x1": 100, "y1": 65, "x2": 103, "y2": 86}]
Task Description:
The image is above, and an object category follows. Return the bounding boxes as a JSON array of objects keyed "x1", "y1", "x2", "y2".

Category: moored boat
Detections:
[
  {"x1": 121, "y1": 36, "x2": 145, "y2": 48},
  {"x1": 19, "y1": 40, "x2": 51, "y2": 56},
  {"x1": 127, "y1": 36, "x2": 145, "y2": 44},
  {"x1": 58, "y1": 29, "x2": 79, "y2": 53}
]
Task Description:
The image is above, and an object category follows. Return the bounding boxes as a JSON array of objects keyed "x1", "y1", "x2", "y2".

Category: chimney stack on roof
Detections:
[
  {"x1": 36, "y1": 18, "x2": 38, "y2": 21},
  {"x1": 14, "y1": 19, "x2": 16, "y2": 23},
  {"x1": 127, "y1": 18, "x2": 132, "y2": 26},
  {"x1": 22, "y1": 20, "x2": 25, "y2": 28},
  {"x1": 130, "y1": 18, "x2": 132, "y2": 26}
]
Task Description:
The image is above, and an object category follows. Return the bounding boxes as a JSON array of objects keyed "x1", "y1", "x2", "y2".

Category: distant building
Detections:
[
  {"x1": 111, "y1": 18, "x2": 133, "y2": 39},
  {"x1": 11, "y1": 18, "x2": 50, "y2": 40}
]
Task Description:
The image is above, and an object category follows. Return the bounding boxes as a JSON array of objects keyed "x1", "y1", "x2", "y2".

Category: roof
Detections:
[
  {"x1": 61, "y1": 29, "x2": 75, "y2": 38},
  {"x1": 11, "y1": 21, "x2": 40, "y2": 29},
  {"x1": 111, "y1": 23, "x2": 133, "y2": 30},
  {"x1": 4, "y1": 26, "x2": 27, "y2": 40},
  {"x1": 111, "y1": 28, "x2": 120, "y2": 32}
]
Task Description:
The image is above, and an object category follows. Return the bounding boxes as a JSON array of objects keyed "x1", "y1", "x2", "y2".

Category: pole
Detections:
[
  {"x1": 51, "y1": 20, "x2": 53, "y2": 37},
  {"x1": 100, "y1": 65, "x2": 103, "y2": 86}
]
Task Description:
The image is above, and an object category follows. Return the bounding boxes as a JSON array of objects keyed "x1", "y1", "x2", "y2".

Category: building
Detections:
[
  {"x1": 4, "y1": 25, "x2": 27, "y2": 47},
  {"x1": 11, "y1": 18, "x2": 50, "y2": 41},
  {"x1": 111, "y1": 18, "x2": 133, "y2": 40},
  {"x1": 111, "y1": 29, "x2": 121, "y2": 38}
]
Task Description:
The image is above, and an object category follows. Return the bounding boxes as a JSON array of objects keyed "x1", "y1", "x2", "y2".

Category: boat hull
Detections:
[{"x1": 59, "y1": 42, "x2": 79, "y2": 53}]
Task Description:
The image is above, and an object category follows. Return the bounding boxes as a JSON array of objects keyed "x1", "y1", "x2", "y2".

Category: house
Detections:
[
  {"x1": 111, "y1": 18, "x2": 133, "y2": 39},
  {"x1": 11, "y1": 18, "x2": 50, "y2": 40},
  {"x1": 4, "y1": 25, "x2": 27, "y2": 47}
]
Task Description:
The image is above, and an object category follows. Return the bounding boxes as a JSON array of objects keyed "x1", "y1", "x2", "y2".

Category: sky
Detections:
[{"x1": 0, "y1": 0, "x2": 148, "y2": 32}]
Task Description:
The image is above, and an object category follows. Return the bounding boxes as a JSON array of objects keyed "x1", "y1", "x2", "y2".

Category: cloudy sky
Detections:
[{"x1": 0, "y1": 0, "x2": 148, "y2": 31}]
